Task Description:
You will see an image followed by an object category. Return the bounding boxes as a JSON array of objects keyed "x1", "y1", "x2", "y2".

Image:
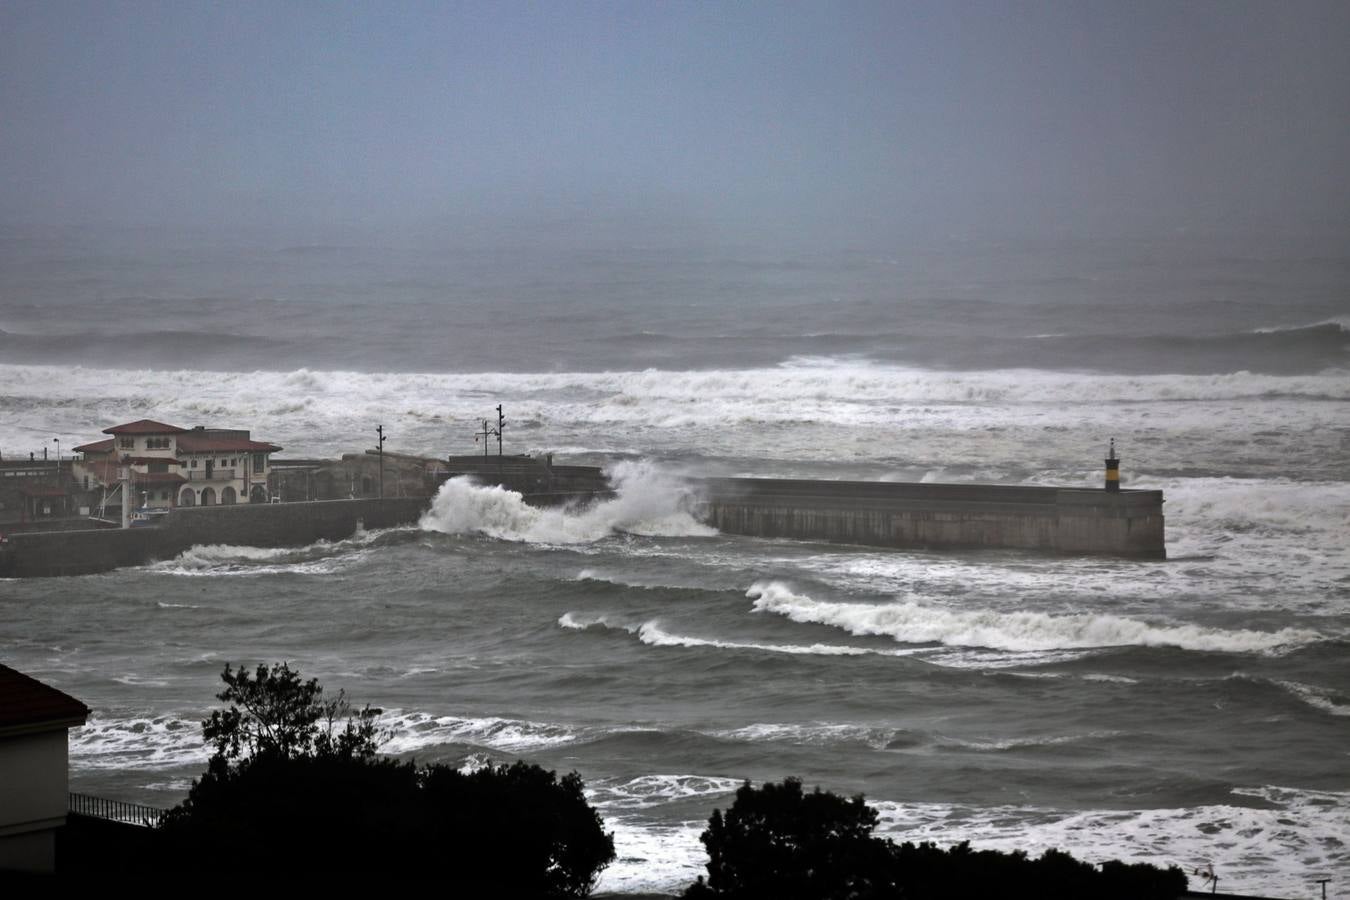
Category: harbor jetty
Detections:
[
  {"x1": 697, "y1": 477, "x2": 1164, "y2": 559},
  {"x1": 0, "y1": 454, "x2": 1164, "y2": 577},
  {"x1": 1, "y1": 416, "x2": 1163, "y2": 575}
]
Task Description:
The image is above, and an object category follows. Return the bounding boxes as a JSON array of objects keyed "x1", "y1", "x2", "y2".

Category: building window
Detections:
[
  {"x1": 253, "y1": 453, "x2": 266, "y2": 471},
  {"x1": 119, "y1": 437, "x2": 134, "y2": 449},
  {"x1": 190, "y1": 459, "x2": 197, "y2": 468}
]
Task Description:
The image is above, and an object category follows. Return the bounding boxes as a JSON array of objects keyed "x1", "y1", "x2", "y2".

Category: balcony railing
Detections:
[
  {"x1": 186, "y1": 469, "x2": 235, "y2": 481},
  {"x1": 69, "y1": 791, "x2": 167, "y2": 827}
]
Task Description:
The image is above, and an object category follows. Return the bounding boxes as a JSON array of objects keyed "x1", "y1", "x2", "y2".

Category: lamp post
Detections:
[
  {"x1": 376, "y1": 424, "x2": 386, "y2": 499},
  {"x1": 52, "y1": 438, "x2": 61, "y2": 517}
]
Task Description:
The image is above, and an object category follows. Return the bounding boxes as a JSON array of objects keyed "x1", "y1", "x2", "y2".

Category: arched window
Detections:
[
  {"x1": 221, "y1": 486, "x2": 237, "y2": 505},
  {"x1": 179, "y1": 489, "x2": 195, "y2": 507},
  {"x1": 249, "y1": 484, "x2": 267, "y2": 504},
  {"x1": 201, "y1": 487, "x2": 216, "y2": 506}
]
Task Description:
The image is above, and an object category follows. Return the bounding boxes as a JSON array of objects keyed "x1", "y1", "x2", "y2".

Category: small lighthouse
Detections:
[{"x1": 1104, "y1": 438, "x2": 1120, "y2": 493}]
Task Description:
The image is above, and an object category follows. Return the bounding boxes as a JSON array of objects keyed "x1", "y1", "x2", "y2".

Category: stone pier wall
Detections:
[
  {"x1": 0, "y1": 498, "x2": 428, "y2": 577},
  {"x1": 696, "y1": 478, "x2": 1165, "y2": 559}
]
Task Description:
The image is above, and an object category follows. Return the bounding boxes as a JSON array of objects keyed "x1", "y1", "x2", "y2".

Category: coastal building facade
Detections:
[
  {"x1": 0, "y1": 458, "x2": 76, "y2": 527},
  {"x1": 73, "y1": 419, "x2": 282, "y2": 512},
  {"x1": 0, "y1": 665, "x2": 89, "y2": 873}
]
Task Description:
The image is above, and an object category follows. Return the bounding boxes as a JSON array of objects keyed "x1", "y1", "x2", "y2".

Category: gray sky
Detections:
[{"x1": 2, "y1": 1, "x2": 1347, "y2": 237}]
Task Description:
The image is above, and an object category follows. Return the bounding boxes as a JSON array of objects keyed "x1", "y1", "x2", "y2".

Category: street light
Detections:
[{"x1": 52, "y1": 438, "x2": 60, "y2": 479}]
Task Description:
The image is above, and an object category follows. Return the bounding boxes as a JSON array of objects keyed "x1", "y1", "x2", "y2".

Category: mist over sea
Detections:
[{"x1": 1, "y1": 225, "x2": 1347, "y2": 894}]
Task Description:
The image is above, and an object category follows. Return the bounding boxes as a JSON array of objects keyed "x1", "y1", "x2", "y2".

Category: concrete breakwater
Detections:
[
  {"x1": 0, "y1": 498, "x2": 428, "y2": 577},
  {"x1": 694, "y1": 478, "x2": 1166, "y2": 559},
  {"x1": 0, "y1": 467, "x2": 1165, "y2": 577}
]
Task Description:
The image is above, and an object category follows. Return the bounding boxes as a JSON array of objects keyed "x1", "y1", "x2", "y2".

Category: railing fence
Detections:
[{"x1": 68, "y1": 791, "x2": 167, "y2": 827}]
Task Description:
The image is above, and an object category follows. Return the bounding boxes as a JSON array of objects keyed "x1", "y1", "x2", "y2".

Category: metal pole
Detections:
[
  {"x1": 496, "y1": 404, "x2": 505, "y2": 477},
  {"x1": 376, "y1": 424, "x2": 385, "y2": 499},
  {"x1": 121, "y1": 456, "x2": 132, "y2": 529},
  {"x1": 52, "y1": 438, "x2": 60, "y2": 515}
]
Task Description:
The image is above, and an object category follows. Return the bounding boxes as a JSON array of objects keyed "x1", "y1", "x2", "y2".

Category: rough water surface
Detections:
[{"x1": 1, "y1": 232, "x2": 1347, "y2": 895}]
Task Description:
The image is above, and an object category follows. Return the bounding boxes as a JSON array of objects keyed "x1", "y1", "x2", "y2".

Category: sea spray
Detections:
[{"x1": 419, "y1": 460, "x2": 716, "y2": 543}]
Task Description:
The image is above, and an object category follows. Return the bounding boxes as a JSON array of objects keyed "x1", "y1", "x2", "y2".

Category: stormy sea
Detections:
[{"x1": 1, "y1": 226, "x2": 1347, "y2": 895}]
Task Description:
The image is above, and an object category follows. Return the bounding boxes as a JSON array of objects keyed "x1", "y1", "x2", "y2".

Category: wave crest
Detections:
[{"x1": 747, "y1": 581, "x2": 1321, "y2": 654}]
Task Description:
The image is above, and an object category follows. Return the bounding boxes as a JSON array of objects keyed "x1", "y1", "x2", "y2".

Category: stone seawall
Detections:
[
  {"x1": 696, "y1": 478, "x2": 1165, "y2": 559},
  {"x1": 0, "y1": 498, "x2": 428, "y2": 577}
]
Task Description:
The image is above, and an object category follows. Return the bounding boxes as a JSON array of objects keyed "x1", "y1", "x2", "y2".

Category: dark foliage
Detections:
[
  {"x1": 201, "y1": 661, "x2": 384, "y2": 762},
  {"x1": 689, "y1": 777, "x2": 898, "y2": 899},
  {"x1": 685, "y1": 778, "x2": 1189, "y2": 900},
  {"x1": 154, "y1": 662, "x2": 615, "y2": 895}
]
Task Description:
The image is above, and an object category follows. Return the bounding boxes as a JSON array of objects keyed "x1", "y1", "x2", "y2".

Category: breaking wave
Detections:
[
  {"x1": 378, "y1": 711, "x2": 581, "y2": 753},
  {"x1": 559, "y1": 612, "x2": 922, "y2": 658},
  {"x1": 420, "y1": 460, "x2": 715, "y2": 543},
  {"x1": 146, "y1": 531, "x2": 392, "y2": 577},
  {"x1": 747, "y1": 581, "x2": 1321, "y2": 654},
  {"x1": 588, "y1": 774, "x2": 743, "y2": 811},
  {"x1": 70, "y1": 714, "x2": 207, "y2": 771}
]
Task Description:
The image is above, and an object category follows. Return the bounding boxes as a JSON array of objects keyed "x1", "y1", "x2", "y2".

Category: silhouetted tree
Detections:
[
  {"x1": 422, "y1": 761, "x2": 616, "y2": 897},
  {"x1": 155, "y1": 662, "x2": 615, "y2": 895},
  {"x1": 200, "y1": 662, "x2": 384, "y2": 763},
  {"x1": 686, "y1": 778, "x2": 1188, "y2": 900},
  {"x1": 687, "y1": 777, "x2": 900, "y2": 899}
]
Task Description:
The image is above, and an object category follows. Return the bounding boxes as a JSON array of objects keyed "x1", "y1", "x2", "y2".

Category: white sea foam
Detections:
[
  {"x1": 595, "y1": 818, "x2": 710, "y2": 896},
  {"x1": 637, "y1": 620, "x2": 885, "y2": 656},
  {"x1": 1273, "y1": 680, "x2": 1350, "y2": 717},
  {"x1": 562, "y1": 612, "x2": 927, "y2": 658},
  {"x1": 872, "y1": 785, "x2": 1350, "y2": 899},
  {"x1": 10, "y1": 362, "x2": 1349, "y2": 461},
  {"x1": 1252, "y1": 315, "x2": 1350, "y2": 333},
  {"x1": 591, "y1": 781, "x2": 1350, "y2": 898},
  {"x1": 588, "y1": 774, "x2": 743, "y2": 811},
  {"x1": 713, "y1": 722, "x2": 901, "y2": 749},
  {"x1": 420, "y1": 460, "x2": 715, "y2": 543},
  {"x1": 146, "y1": 529, "x2": 391, "y2": 577},
  {"x1": 573, "y1": 568, "x2": 706, "y2": 591},
  {"x1": 69, "y1": 714, "x2": 208, "y2": 771},
  {"x1": 934, "y1": 730, "x2": 1123, "y2": 752},
  {"x1": 747, "y1": 581, "x2": 1321, "y2": 654},
  {"x1": 377, "y1": 710, "x2": 581, "y2": 754}
]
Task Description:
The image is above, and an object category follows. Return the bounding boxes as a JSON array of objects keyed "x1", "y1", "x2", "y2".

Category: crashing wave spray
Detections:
[{"x1": 419, "y1": 460, "x2": 716, "y2": 543}]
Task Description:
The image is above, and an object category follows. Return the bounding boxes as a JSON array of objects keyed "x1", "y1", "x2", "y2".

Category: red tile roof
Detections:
[
  {"x1": 102, "y1": 420, "x2": 188, "y2": 435},
  {"x1": 0, "y1": 664, "x2": 89, "y2": 733},
  {"x1": 176, "y1": 435, "x2": 282, "y2": 453},
  {"x1": 74, "y1": 438, "x2": 115, "y2": 454}
]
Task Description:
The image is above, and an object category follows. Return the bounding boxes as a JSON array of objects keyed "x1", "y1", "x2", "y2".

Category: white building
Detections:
[
  {"x1": 73, "y1": 419, "x2": 282, "y2": 511},
  {"x1": 0, "y1": 664, "x2": 89, "y2": 873}
]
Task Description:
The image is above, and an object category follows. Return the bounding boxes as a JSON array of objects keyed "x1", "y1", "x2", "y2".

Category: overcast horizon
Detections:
[{"x1": 2, "y1": 1, "x2": 1348, "y2": 243}]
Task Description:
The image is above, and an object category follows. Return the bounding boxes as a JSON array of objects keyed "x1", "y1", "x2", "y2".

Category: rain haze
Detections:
[
  {"x1": 1, "y1": 2, "x2": 1348, "y2": 896},
  {"x1": 3, "y1": 1, "x2": 1348, "y2": 236}
]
